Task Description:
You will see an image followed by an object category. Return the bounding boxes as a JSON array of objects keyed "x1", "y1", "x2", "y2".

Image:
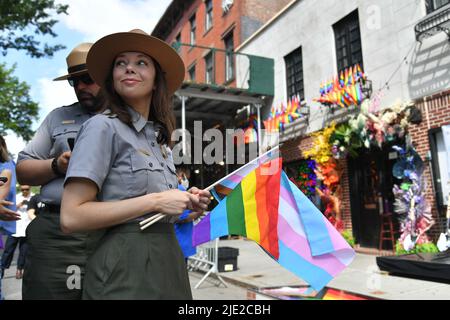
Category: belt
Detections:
[
  {"x1": 107, "y1": 222, "x2": 174, "y2": 234},
  {"x1": 39, "y1": 203, "x2": 61, "y2": 213}
]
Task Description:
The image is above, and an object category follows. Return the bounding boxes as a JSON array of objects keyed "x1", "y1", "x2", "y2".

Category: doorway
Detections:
[{"x1": 348, "y1": 146, "x2": 400, "y2": 249}]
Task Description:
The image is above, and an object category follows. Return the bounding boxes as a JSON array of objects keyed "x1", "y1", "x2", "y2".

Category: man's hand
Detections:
[
  {"x1": 0, "y1": 200, "x2": 20, "y2": 221},
  {"x1": 57, "y1": 151, "x2": 72, "y2": 174}
]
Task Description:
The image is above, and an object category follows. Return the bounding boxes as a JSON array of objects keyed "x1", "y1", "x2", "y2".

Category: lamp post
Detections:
[{"x1": 361, "y1": 79, "x2": 373, "y2": 99}]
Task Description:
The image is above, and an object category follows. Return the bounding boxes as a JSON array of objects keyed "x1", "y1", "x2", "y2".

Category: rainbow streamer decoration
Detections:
[
  {"x1": 264, "y1": 95, "x2": 303, "y2": 133},
  {"x1": 193, "y1": 158, "x2": 355, "y2": 291},
  {"x1": 241, "y1": 115, "x2": 258, "y2": 144},
  {"x1": 314, "y1": 64, "x2": 366, "y2": 108}
]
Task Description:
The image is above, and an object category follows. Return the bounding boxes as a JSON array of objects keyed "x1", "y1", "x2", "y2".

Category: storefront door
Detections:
[{"x1": 348, "y1": 148, "x2": 399, "y2": 249}]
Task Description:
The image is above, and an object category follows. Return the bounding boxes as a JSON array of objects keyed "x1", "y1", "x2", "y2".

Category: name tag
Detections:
[{"x1": 62, "y1": 120, "x2": 76, "y2": 124}]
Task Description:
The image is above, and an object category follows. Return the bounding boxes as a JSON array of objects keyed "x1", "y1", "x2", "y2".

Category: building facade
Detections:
[
  {"x1": 236, "y1": 0, "x2": 450, "y2": 250},
  {"x1": 152, "y1": 0, "x2": 292, "y2": 86},
  {"x1": 151, "y1": 0, "x2": 292, "y2": 189}
]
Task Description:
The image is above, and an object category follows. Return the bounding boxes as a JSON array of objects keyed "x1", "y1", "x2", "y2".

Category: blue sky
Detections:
[{"x1": 3, "y1": 0, "x2": 172, "y2": 159}]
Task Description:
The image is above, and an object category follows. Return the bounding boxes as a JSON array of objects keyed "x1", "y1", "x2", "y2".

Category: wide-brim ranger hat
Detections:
[
  {"x1": 53, "y1": 42, "x2": 93, "y2": 81},
  {"x1": 86, "y1": 29, "x2": 185, "y2": 95}
]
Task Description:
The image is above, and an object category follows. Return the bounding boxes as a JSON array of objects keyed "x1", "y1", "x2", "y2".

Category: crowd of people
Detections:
[{"x1": 0, "y1": 29, "x2": 211, "y2": 300}]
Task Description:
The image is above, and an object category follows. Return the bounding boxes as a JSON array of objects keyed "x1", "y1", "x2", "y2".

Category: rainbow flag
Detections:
[
  {"x1": 193, "y1": 166, "x2": 355, "y2": 291},
  {"x1": 210, "y1": 148, "x2": 280, "y2": 201}
]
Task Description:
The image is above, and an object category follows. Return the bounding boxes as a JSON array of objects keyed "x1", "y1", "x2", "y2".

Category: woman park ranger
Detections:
[{"x1": 61, "y1": 29, "x2": 211, "y2": 299}]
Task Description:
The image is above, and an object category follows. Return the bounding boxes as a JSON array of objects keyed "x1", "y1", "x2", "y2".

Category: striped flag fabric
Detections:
[
  {"x1": 194, "y1": 157, "x2": 283, "y2": 259},
  {"x1": 193, "y1": 162, "x2": 355, "y2": 291},
  {"x1": 210, "y1": 147, "x2": 280, "y2": 201}
]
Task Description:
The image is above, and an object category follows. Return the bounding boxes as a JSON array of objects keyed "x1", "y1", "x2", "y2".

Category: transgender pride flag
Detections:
[{"x1": 193, "y1": 160, "x2": 355, "y2": 291}]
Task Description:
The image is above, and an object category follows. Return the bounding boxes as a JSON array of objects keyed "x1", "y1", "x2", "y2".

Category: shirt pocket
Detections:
[
  {"x1": 126, "y1": 150, "x2": 164, "y2": 196},
  {"x1": 51, "y1": 124, "x2": 80, "y2": 154}
]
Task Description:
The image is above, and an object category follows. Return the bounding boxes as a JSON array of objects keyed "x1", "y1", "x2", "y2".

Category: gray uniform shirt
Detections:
[
  {"x1": 64, "y1": 107, "x2": 179, "y2": 223},
  {"x1": 17, "y1": 102, "x2": 95, "y2": 204}
]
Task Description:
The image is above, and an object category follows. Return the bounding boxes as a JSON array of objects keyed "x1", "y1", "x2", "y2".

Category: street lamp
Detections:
[
  {"x1": 361, "y1": 79, "x2": 373, "y2": 99},
  {"x1": 299, "y1": 100, "x2": 310, "y2": 117}
]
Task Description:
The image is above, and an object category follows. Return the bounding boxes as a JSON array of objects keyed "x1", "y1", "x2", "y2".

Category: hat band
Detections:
[{"x1": 68, "y1": 64, "x2": 88, "y2": 75}]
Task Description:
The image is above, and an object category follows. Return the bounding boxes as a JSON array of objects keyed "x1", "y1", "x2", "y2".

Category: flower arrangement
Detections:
[
  {"x1": 346, "y1": 99, "x2": 411, "y2": 151},
  {"x1": 289, "y1": 160, "x2": 317, "y2": 200},
  {"x1": 303, "y1": 123, "x2": 344, "y2": 230},
  {"x1": 303, "y1": 122, "x2": 336, "y2": 164},
  {"x1": 391, "y1": 145, "x2": 434, "y2": 252}
]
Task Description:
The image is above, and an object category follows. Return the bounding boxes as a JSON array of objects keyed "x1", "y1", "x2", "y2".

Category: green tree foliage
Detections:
[
  {"x1": 0, "y1": 0, "x2": 68, "y2": 58},
  {"x1": 0, "y1": 63, "x2": 39, "y2": 141},
  {"x1": 0, "y1": 1, "x2": 68, "y2": 141}
]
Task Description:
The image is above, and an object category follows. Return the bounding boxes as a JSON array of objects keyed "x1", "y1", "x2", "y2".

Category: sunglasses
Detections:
[
  {"x1": 68, "y1": 74, "x2": 95, "y2": 87},
  {"x1": 21, "y1": 189, "x2": 30, "y2": 192}
]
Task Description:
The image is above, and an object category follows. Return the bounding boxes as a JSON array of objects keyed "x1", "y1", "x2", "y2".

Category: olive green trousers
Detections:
[
  {"x1": 82, "y1": 222, "x2": 192, "y2": 300},
  {"x1": 23, "y1": 212, "x2": 90, "y2": 300}
]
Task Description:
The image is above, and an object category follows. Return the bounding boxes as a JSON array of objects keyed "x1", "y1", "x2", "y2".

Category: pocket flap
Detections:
[{"x1": 130, "y1": 151, "x2": 163, "y2": 172}]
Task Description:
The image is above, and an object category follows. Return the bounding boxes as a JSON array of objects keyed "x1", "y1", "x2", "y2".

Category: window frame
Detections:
[
  {"x1": 429, "y1": 127, "x2": 450, "y2": 210},
  {"x1": 425, "y1": 0, "x2": 450, "y2": 14},
  {"x1": 333, "y1": 10, "x2": 364, "y2": 74},
  {"x1": 284, "y1": 46, "x2": 305, "y2": 101},
  {"x1": 189, "y1": 14, "x2": 196, "y2": 46},
  {"x1": 173, "y1": 33, "x2": 182, "y2": 52},
  {"x1": 188, "y1": 63, "x2": 196, "y2": 81},
  {"x1": 205, "y1": 0, "x2": 213, "y2": 32},
  {"x1": 204, "y1": 51, "x2": 214, "y2": 84},
  {"x1": 224, "y1": 32, "x2": 234, "y2": 83}
]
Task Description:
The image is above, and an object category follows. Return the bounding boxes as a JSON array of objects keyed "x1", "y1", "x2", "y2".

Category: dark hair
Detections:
[
  {"x1": 101, "y1": 57, "x2": 175, "y2": 146},
  {"x1": 0, "y1": 136, "x2": 9, "y2": 163}
]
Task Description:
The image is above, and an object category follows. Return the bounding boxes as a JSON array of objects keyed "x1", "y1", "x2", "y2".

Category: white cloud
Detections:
[
  {"x1": 36, "y1": 74, "x2": 77, "y2": 119},
  {"x1": 56, "y1": 0, "x2": 172, "y2": 41},
  {"x1": 5, "y1": 133, "x2": 26, "y2": 162}
]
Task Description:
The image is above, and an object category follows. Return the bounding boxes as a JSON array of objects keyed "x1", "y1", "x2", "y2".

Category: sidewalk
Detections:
[
  {"x1": 2, "y1": 237, "x2": 450, "y2": 300},
  {"x1": 211, "y1": 239, "x2": 450, "y2": 300}
]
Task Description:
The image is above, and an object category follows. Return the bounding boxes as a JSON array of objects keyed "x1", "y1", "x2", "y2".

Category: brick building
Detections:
[
  {"x1": 236, "y1": 0, "x2": 450, "y2": 251},
  {"x1": 152, "y1": 0, "x2": 292, "y2": 86},
  {"x1": 151, "y1": 0, "x2": 291, "y2": 188}
]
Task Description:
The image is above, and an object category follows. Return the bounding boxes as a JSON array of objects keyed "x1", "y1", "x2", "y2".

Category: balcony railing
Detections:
[
  {"x1": 415, "y1": 4, "x2": 450, "y2": 42},
  {"x1": 172, "y1": 42, "x2": 274, "y2": 96}
]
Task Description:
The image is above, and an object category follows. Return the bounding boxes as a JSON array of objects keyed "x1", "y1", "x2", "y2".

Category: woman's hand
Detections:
[
  {"x1": 188, "y1": 187, "x2": 211, "y2": 213},
  {"x1": 155, "y1": 189, "x2": 202, "y2": 216}
]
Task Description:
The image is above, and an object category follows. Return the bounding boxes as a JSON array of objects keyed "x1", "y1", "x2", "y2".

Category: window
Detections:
[
  {"x1": 205, "y1": 0, "x2": 213, "y2": 31},
  {"x1": 224, "y1": 32, "x2": 234, "y2": 82},
  {"x1": 426, "y1": 0, "x2": 450, "y2": 14},
  {"x1": 173, "y1": 33, "x2": 181, "y2": 52},
  {"x1": 333, "y1": 10, "x2": 363, "y2": 73},
  {"x1": 430, "y1": 126, "x2": 450, "y2": 207},
  {"x1": 188, "y1": 64, "x2": 196, "y2": 81},
  {"x1": 284, "y1": 47, "x2": 304, "y2": 100},
  {"x1": 205, "y1": 52, "x2": 214, "y2": 84},
  {"x1": 190, "y1": 14, "x2": 196, "y2": 45}
]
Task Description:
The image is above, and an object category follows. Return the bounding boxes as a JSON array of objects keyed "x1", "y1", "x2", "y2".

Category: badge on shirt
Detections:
[
  {"x1": 138, "y1": 149, "x2": 152, "y2": 157},
  {"x1": 62, "y1": 120, "x2": 76, "y2": 124}
]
